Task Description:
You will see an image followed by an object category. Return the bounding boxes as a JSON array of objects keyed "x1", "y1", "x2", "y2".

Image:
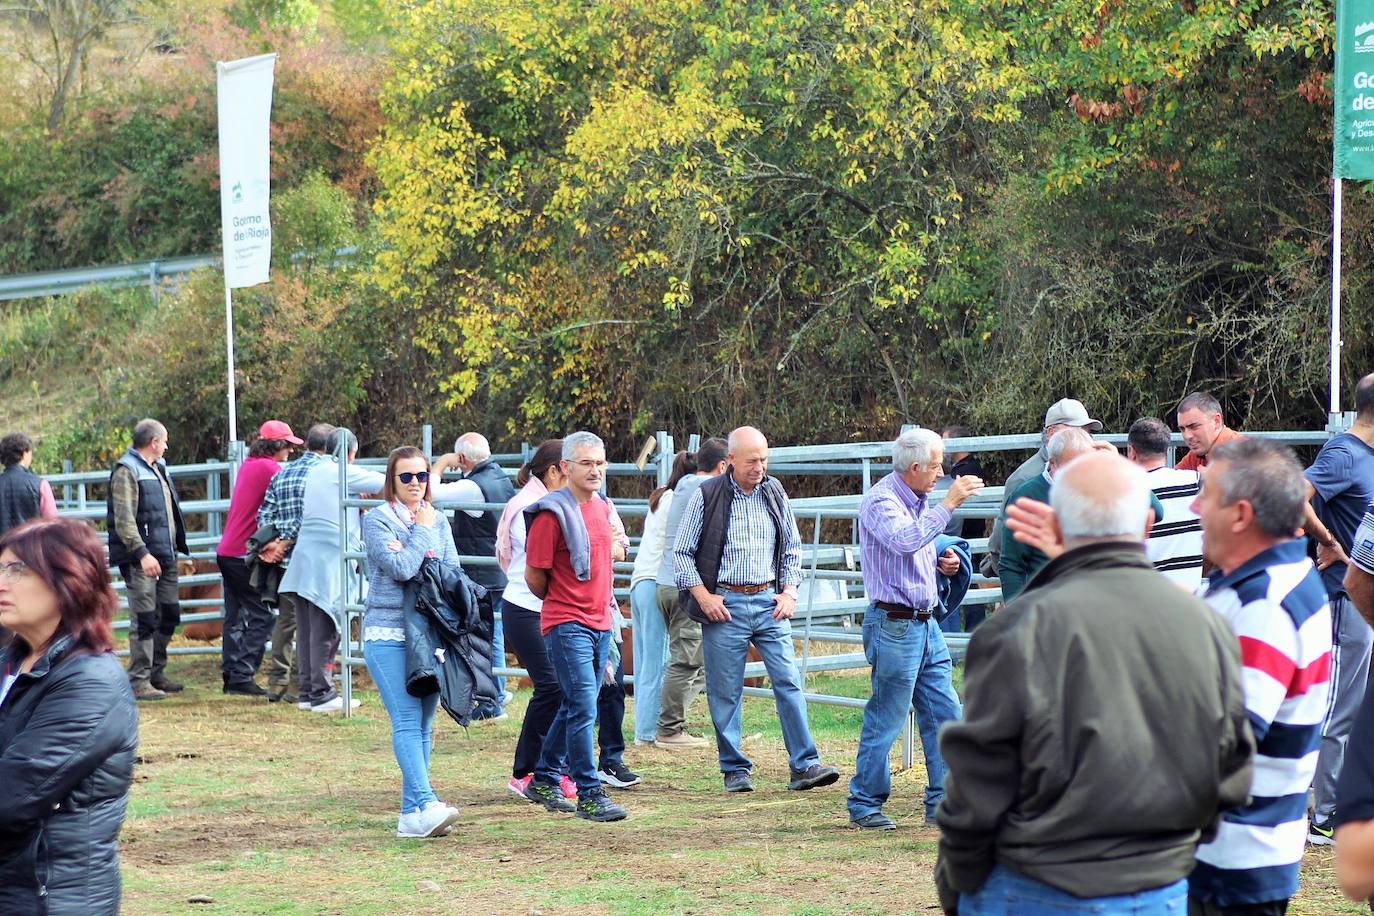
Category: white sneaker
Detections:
[
  {"x1": 310, "y1": 696, "x2": 362, "y2": 713},
  {"x1": 296, "y1": 701, "x2": 312, "y2": 710},
  {"x1": 396, "y1": 802, "x2": 460, "y2": 838}
]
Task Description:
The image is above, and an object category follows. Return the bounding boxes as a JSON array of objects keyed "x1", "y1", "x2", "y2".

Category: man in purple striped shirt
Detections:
[{"x1": 846, "y1": 427, "x2": 983, "y2": 830}]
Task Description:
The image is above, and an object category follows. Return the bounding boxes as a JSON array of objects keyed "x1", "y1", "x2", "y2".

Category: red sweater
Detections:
[{"x1": 216, "y1": 455, "x2": 282, "y2": 557}]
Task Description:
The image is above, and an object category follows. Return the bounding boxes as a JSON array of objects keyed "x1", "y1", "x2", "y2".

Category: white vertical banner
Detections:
[
  {"x1": 216, "y1": 52, "x2": 276, "y2": 446},
  {"x1": 217, "y1": 52, "x2": 276, "y2": 287}
]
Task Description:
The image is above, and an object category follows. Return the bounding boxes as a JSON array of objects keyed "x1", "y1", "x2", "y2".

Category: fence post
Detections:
[
  {"x1": 655, "y1": 431, "x2": 673, "y2": 487},
  {"x1": 337, "y1": 437, "x2": 354, "y2": 717},
  {"x1": 62, "y1": 459, "x2": 72, "y2": 506},
  {"x1": 422, "y1": 424, "x2": 433, "y2": 460},
  {"x1": 799, "y1": 509, "x2": 823, "y2": 679},
  {"x1": 901, "y1": 708, "x2": 916, "y2": 769}
]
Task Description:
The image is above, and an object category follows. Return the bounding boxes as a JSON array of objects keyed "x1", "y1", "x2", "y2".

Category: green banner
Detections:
[{"x1": 1336, "y1": 0, "x2": 1374, "y2": 177}]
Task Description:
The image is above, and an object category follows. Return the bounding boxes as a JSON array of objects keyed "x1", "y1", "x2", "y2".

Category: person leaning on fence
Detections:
[
  {"x1": 0, "y1": 432, "x2": 58, "y2": 539},
  {"x1": 254, "y1": 422, "x2": 334, "y2": 703},
  {"x1": 106, "y1": 418, "x2": 189, "y2": 702},
  {"x1": 936, "y1": 451, "x2": 1254, "y2": 915},
  {"x1": 649, "y1": 436, "x2": 727, "y2": 749},
  {"x1": 522, "y1": 431, "x2": 629, "y2": 823},
  {"x1": 0, "y1": 518, "x2": 139, "y2": 916},
  {"x1": 846, "y1": 427, "x2": 982, "y2": 831},
  {"x1": 629, "y1": 448, "x2": 692, "y2": 748},
  {"x1": 277, "y1": 427, "x2": 384, "y2": 714},
  {"x1": 361, "y1": 447, "x2": 463, "y2": 839},
  {"x1": 216, "y1": 420, "x2": 302, "y2": 698},
  {"x1": 672, "y1": 425, "x2": 841, "y2": 795},
  {"x1": 431, "y1": 431, "x2": 516, "y2": 720},
  {"x1": 1185, "y1": 438, "x2": 1332, "y2": 916}
]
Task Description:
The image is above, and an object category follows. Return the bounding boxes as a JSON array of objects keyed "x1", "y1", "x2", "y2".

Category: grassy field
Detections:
[{"x1": 120, "y1": 655, "x2": 1362, "y2": 915}]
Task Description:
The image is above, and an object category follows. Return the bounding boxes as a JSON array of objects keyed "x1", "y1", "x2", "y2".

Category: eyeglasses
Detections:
[
  {"x1": 0, "y1": 560, "x2": 30, "y2": 582},
  {"x1": 569, "y1": 459, "x2": 607, "y2": 470},
  {"x1": 397, "y1": 471, "x2": 430, "y2": 484}
]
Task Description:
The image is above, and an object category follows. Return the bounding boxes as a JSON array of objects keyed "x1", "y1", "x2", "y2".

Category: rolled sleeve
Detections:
[{"x1": 776, "y1": 490, "x2": 804, "y2": 587}]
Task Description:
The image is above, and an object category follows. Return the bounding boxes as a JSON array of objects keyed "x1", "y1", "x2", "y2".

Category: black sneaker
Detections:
[
  {"x1": 522, "y1": 779, "x2": 575, "y2": 813},
  {"x1": 1309, "y1": 815, "x2": 1335, "y2": 846},
  {"x1": 788, "y1": 763, "x2": 840, "y2": 791},
  {"x1": 268, "y1": 689, "x2": 298, "y2": 704},
  {"x1": 849, "y1": 812, "x2": 897, "y2": 830},
  {"x1": 151, "y1": 677, "x2": 185, "y2": 693},
  {"x1": 223, "y1": 680, "x2": 268, "y2": 697},
  {"x1": 597, "y1": 761, "x2": 642, "y2": 788},
  {"x1": 575, "y1": 790, "x2": 628, "y2": 822},
  {"x1": 723, "y1": 770, "x2": 754, "y2": 793}
]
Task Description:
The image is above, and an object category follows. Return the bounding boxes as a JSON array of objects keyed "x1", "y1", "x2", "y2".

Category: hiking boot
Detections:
[
  {"x1": 1309, "y1": 815, "x2": 1335, "y2": 846},
  {"x1": 223, "y1": 680, "x2": 268, "y2": 697},
  {"x1": 655, "y1": 730, "x2": 708, "y2": 749},
  {"x1": 575, "y1": 790, "x2": 628, "y2": 823},
  {"x1": 597, "y1": 761, "x2": 642, "y2": 788},
  {"x1": 723, "y1": 770, "x2": 754, "y2": 793},
  {"x1": 849, "y1": 812, "x2": 897, "y2": 831},
  {"x1": 132, "y1": 683, "x2": 167, "y2": 702},
  {"x1": 788, "y1": 763, "x2": 840, "y2": 791},
  {"x1": 522, "y1": 779, "x2": 575, "y2": 813},
  {"x1": 151, "y1": 676, "x2": 185, "y2": 693}
]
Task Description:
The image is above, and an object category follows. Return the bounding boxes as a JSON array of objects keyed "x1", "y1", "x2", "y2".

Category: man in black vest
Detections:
[
  {"x1": 0, "y1": 432, "x2": 57, "y2": 538},
  {"x1": 672, "y1": 426, "x2": 840, "y2": 794},
  {"x1": 434, "y1": 431, "x2": 516, "y2": 717},
  {"x1": 107, "y1": 418, "x2": 189, "y2": 701}
]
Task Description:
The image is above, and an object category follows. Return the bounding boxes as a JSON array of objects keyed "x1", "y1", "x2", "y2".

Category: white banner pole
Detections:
[
  {"x1": 1331, "y1": 177, "x2": 1344, "y2": 417},
  {"x1": 224, "y1": 285, "x2": 239, "y2": 444}
]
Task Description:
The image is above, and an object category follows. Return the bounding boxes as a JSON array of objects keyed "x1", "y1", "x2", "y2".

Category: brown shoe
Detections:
[
  {"x1": 655, "y1": 730, "x2": 708, "y2": 749},
  {"x1": 132, "y1": 683, "x2": 167, "y2": 702}
]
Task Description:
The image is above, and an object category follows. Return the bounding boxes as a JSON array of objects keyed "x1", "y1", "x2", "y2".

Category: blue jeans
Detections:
[
  {"x1": 960, "y1": 865, "x2": 1187, "y2": 915},
  {"x1": 630, "y1": 579, "x2": 669, "y2": 742},
  {"x1": 848, "y1": 608, "x2": 962, "y2": 820},
  {"x1": 364, "y1": 640, "x2": 439, "y2": 814},
  {"x1": 491, "y1": 596, "x2": 508, "y2": 703},
  {"x1": 701, "y1": 588, "x2": 819, "y2": 774},
  {"x1": 534, "y1": 622, "x2": 610, "y2": 798}
]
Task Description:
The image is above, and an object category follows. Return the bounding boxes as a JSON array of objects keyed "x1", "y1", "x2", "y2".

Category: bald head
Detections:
[
  {"x1": 1051, "y1": 452, "x2": 1151, "y2": 548},
  {"x1": 727, "y1": 426, "x2": 769, "y2": 492}
]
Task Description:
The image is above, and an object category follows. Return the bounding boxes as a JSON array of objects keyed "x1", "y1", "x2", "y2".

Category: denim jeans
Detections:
[
  {"x1": 630, "y1": 579, "x2": 669, "y2": 742},
  {"x1": 701, "y1": 588, "x2": 819, "y2": 774},
  {"x1": 534, "y1": 622, "x2": 610, "y2": 798},
  {"x1": 960, "y1": 865, "x2": 1187, "y2": 915},
  {"x1": 364, "y1": 639, "x2": 440, "y2": 814},
  {"x1": 490, "y1": 596, "x2": 508, "y2": 703},
  {"x1": 848, "y1": 608, "x2": 962, "y2": 820}
]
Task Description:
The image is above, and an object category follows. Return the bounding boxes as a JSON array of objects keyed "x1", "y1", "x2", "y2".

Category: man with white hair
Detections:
[
  {"x1": 936, "y1": 452, "x2": 1254, "y2": 915},
  {"x1": 434, "y1": 432, "x2": 516, "y2": 719},
  {"x1": 846, "y1": 427, "x2": 982, "y2": 830},
  {"x1": 674, "y1": 426, "x2": 841, "y2": 794}
]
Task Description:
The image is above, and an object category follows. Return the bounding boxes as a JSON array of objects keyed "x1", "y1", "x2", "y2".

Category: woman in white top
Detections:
[{"x1": 628, "y1": 451, "x2": 693, "y2": 745}]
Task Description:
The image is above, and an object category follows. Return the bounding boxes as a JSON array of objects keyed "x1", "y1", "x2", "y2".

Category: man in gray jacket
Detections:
[{"x1": 936, "y1": 452, "x2": 1254, "y2": 914}]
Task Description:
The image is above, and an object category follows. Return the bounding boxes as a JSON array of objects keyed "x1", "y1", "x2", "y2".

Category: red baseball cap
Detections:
[{"x1": 257, "y1": 420, "x2": 303, "y2": 445}]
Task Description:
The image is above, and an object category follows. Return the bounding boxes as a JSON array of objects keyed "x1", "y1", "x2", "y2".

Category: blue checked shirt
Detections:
[
  {"x1": 672, "y1": 475, "x2": 803, "y2": 590},
  {"x1": 256, "y1": 450, "x2": 324, "y2": 541}
]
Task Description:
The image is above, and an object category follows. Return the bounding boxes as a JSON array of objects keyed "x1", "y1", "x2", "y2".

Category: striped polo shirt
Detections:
[
  {"x1": 1190, "y1": 538, "x2": 1332, "y2": 906},
  {"x1": 1143, "y1": 465, "x2": 1203, "y2": 590}
]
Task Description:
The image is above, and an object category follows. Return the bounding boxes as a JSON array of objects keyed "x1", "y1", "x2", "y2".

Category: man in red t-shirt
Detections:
[{"x1": 523, "y1": 431, "x2": 629, "y2": 823}]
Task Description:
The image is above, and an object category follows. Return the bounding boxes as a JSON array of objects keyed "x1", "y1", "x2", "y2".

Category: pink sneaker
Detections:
[
  {"x1": 559, "y1": 775, "x2": 577, "y2": 799},
  {"x1": 507, "y1": 775, "x2": 532, "y2": 797}
]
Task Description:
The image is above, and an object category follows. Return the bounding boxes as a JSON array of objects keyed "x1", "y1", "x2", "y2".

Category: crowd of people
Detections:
[{"x1": 7, "y1": 384, "x2": 1374, "y2": 912}]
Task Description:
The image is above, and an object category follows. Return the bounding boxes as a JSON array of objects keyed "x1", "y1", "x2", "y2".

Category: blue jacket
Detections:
[{"x1": 934, "y1": 534, "x2": 973, "y2": 622}]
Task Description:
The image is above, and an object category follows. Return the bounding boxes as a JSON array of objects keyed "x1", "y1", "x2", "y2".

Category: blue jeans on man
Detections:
[
  {"x1": 847, "y1": 607, "x2": 962, "y2": 822},
  {"x1": 701, "y1": 588, "x2": 820, "y2": 775},
  {"x1": 958, "y1": 865, "x2": 1186, "y2": 915},
  {"x1": 534, "y1": 622, "x2": 611, "y2": 798}
]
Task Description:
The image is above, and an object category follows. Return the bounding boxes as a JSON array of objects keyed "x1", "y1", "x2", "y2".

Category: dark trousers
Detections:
[
  {"x1": 217, "y1": 555, "x2": 274, "y2": 685},
  {"x1": 1188, "y1": 897, "x2": 1288, "y2": 916},
  {"x1": 505, "y1": 601, "x2": 563, "y2": 778},
  {"x1": 293, "y1": 597, "x2": 339, "y2": 706},
  {"x1": 597, "y1": 654, "x2": 626, "y2": 768}
]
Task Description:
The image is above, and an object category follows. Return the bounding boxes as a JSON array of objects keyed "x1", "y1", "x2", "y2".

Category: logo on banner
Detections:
[{"x1": 1358, "y1": 21, "x2": 1374, "y2": 52}]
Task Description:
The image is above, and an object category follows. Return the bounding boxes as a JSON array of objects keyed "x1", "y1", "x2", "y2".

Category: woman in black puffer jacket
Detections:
[{"x1": 0, "y1": 518, "x2": 138, "y2": 915}]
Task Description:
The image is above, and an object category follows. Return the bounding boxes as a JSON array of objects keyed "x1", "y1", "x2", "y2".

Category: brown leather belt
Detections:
[
  {"x1": 719, "y1": 582, "x2": 773, "y2": 595},
  {"x1": 874, "y1": 600, "x2": 936, "y2": 621}
]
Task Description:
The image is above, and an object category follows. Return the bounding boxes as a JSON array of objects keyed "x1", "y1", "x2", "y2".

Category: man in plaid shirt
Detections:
[{"x1": 255, "y1": 423, "x2": 334, "y2": 702}]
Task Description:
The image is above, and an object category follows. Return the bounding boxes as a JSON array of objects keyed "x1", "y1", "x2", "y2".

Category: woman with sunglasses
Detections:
[
  {"x1": 361, "y1": 447, "x2": 463, "y2": 838},
  {"x1": 0, "y1": 518, "x2": 138, "y2": 915}
]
